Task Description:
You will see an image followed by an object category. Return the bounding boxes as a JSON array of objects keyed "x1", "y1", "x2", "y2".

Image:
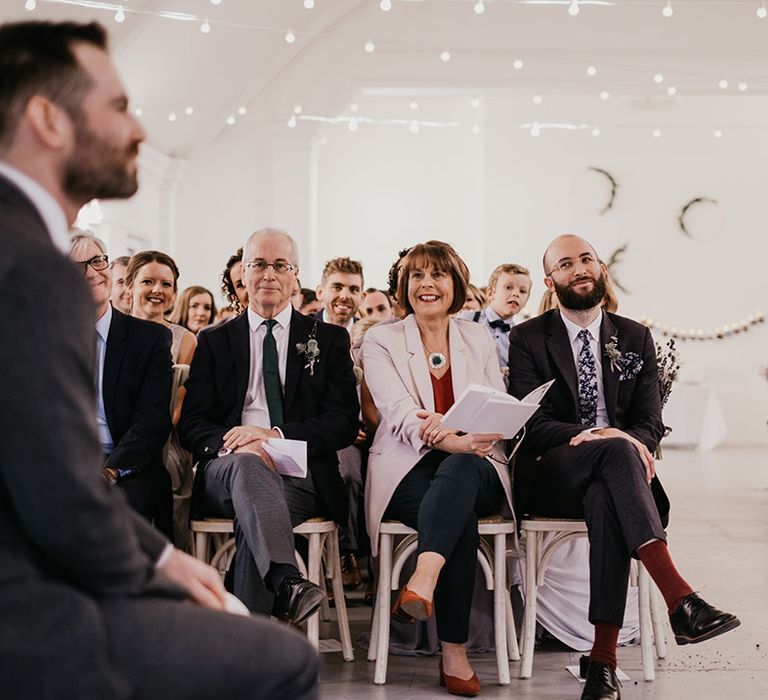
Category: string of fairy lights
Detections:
[
  {"x1": 22, "y1": 0, "x2": 768, "y2": 134},
  {"x1": 641, "y1": 312, "x2": 765, "y2": 341}
]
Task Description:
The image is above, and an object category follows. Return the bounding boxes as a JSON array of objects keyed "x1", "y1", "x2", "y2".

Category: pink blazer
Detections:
[{"x1": 360, "y1": 314, "x2": 514, "y2": 555}]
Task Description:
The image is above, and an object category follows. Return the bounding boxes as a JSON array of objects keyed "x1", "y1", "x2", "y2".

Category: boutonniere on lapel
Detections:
[
  {"x1": 296, "y1": 321, "x2": 320, "y2": 376},
  {"x1": 604, "y1": 334, "x2": 643, "y2": 381}
]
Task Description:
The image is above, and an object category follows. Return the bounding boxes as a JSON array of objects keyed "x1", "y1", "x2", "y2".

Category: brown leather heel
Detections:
[
  {"x1": 392, "y1": 586, "x2": 433, "y2": 623},
  {"x1": 439, "y1": 659, "x2": 480, "y2": 697}
]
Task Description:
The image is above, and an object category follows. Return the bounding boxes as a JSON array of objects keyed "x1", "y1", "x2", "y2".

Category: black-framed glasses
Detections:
[
  {"x1": 75, "y1": 254, "x2": 110, "y2": 273},
  {"x1": 244, "y1": 259, "x2": 295, "y2": 274}
]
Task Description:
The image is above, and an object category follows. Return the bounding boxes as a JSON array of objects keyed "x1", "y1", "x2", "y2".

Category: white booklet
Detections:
[
  {"x1": 262, "y1": 438, "x2": 308, "y2": 478},
  {"x1": 442, "y1": 380, "x2": 555, "y2": 439}
]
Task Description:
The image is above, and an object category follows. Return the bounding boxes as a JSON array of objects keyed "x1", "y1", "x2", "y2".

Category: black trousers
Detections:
[
  {"x1": 117, "y1": 468, "x2": 173, "y2": 540},
  {"x1": 528, "y1": 437, "x2": 666, "y2": 627},
  {"x1": 385, "y1": 451, "x2": 503, "y2": 643}
]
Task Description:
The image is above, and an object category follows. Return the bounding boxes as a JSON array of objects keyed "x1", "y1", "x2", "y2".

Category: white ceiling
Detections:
[{"x1": 4, "y1": 0, "x2": 767, "y2": 158}]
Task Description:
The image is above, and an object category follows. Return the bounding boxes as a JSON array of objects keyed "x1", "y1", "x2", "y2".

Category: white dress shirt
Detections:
[
  {"x1": 321, "y1": 308, "x2": 354, "y2": 332},
  {"x1": 94, "y1": 304, "x2": 115, "y2": 453},
  {"x1": 560, "y1": 312, "x2": 609, "y2": 429},
  {"x1": 241, "y1": 303, "x2": 293, "y2": 428},
  {"x1": 0, "y1": 161, "x2": 69, "y2": 253}
]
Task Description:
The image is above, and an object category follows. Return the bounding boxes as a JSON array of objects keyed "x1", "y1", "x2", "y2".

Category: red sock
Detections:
[
  {"x1": 589, "y1": 622, "x2": 620, "y2": 669},
  {"x1": 637, "y1": 540, "x2": 694, "y2": 612}
]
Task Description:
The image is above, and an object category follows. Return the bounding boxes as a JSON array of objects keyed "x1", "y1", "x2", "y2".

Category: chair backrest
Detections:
[{"x1": 170, "y1": 363, "x2": 190, "y2": 413}]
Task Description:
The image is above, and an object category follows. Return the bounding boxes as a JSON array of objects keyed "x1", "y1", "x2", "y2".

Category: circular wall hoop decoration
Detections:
[
  {"x1": 677, "y1": 197, "x2": 724, "y2": 241},
  {"x1": 573, "y1": 166, "x2": 619, "y2": 216}
]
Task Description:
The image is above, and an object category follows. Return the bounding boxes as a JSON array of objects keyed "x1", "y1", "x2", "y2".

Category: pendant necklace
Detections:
[{"x1": 422, "y1": 333, "x2": 448, "y2": 371}]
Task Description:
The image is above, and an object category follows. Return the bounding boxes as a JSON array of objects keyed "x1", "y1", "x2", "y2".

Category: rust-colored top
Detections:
[{"x1": 430, "y1": 369, "x2": 455, "y2": 415}]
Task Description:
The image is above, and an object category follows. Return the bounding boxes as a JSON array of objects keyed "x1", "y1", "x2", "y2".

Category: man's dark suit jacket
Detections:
[
  {"x1": 507, "y1": 309, "x2": 669, "y2": 525},
  {"x1": 0, "y1": 174, "x2": 175, "y2": 696},
  {"x1": 179, "y1": 309, "x2": 360, "y2": 525},
  {"x1": 103, "y1": 308, "x2": 174, "y2": 534}
]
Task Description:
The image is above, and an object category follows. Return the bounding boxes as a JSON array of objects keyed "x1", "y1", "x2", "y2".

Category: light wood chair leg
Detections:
[
  {"x1": 638, "y1": 562, "x2": 655, "y2": 681},
  {"x1": 650, "y1": 583, "x2": 668, "y2": 659},
  {"x1": 327, "y1": 529, "x2": 354, "y2": 661},
  {"x1": 520, "y1": 532, "x2": 538, "y2": 679},
  {"x1": 373, "y1": 533, "x2": 393, "y2": 685},
  {"x1": 193, "y1": 532, "x2": 208, "y2": 562},
  {"x1": 493, "y1": 532, "x2": 511, "y2": 685},
  {"x1": 505, "y1": 588, "x2": 520, "y2": 661},
  {"x1": 305, "y1": 532, "x2": 322, "y2": 650}
]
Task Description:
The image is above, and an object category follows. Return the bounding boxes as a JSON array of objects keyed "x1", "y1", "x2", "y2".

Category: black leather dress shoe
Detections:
[
  {"x1": 669, "y1": 593, "x2": 741, "y2": 645},
  {"x1": 273, "y1": 575, "x2": 325, "y2": 626},
  {"x1": 580, "y1": 661, "x2": 621, "y2": 700}
]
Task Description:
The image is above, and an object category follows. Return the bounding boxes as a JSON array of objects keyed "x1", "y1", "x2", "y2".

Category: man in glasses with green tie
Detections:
[{"x1": 179, "y1": 227, "x2": 360, "y2": 624}]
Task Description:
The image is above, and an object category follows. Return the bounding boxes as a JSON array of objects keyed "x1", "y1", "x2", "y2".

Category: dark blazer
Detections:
[
  {"x1": 103, "y1": 308, "x2": 173, "y2": 473},
  {"x1": 179, "y1": 310, "x2": 360, "y2": 524},
  {"x1": 507, "y1": 309, "x2": 669, "y2": 523},
  {"x1": 0, "y1": 174, "x2": 175, "y2": 696}
]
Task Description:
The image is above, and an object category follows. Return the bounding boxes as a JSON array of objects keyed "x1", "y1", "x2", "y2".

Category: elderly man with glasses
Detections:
[
  {"x1": 69, "y1": 232, "x2": 174, "y2": 537},
  {"x1": 179, "y1": 228, "x2": 360, "y2": 624}
]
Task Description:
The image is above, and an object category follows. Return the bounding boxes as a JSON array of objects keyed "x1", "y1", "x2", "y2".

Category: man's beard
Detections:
[
  {"x1": 552, "y1": 272, "x2": 607, "y2": 311},
  {"x1": 62, "y1": 117, "x2": 140, "y2": 202}
]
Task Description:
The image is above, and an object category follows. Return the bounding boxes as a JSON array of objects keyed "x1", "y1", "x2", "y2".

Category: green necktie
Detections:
[{"x1": 262, "y1": 319, "x2": 284, "y2": 426}]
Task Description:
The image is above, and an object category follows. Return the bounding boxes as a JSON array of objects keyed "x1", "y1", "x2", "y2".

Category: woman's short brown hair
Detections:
[
  {"x1": 125, "y1": 250, "x2": 180, "y2": 291},
  {"x1": 396, "y1": 240, "x2": 469, "y2": 316}
]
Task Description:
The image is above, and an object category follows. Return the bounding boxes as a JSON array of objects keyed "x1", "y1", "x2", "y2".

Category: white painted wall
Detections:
[{"x1": 143, "y1": 93, "x2": 767, "y2": 446}]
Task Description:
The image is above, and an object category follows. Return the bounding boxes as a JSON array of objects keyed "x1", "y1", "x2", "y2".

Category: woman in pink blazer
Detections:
[{"x1": 361, "y1": 241, "x2": 514, "y2": 696}]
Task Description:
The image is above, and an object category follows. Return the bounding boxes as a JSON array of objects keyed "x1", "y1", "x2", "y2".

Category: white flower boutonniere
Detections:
[
  {"x1": 296, "y1": 322, "x2": 320, "y2": 376},
  {"x1": 604, "y1": 334, "x2": 643, "y2": 381}
]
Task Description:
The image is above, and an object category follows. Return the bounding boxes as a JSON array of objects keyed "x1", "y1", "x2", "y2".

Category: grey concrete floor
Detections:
[{"x1": 317, "y1": 447, "x2": 768, "y2": 698}]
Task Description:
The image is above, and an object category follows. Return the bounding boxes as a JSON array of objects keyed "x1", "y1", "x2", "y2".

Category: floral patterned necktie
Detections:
[{"x1": 577, "y1": 329, "x2": 598, "y2": 428}]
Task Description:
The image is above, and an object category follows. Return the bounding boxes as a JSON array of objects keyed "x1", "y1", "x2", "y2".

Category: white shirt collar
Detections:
[
  {"x1": 95, "y1": 303, "x2": 113, "y2": 343},
  {"x1": 247, "y1": 302, "x2": 293, "y2": 333},
  {"x1": 0, "y1": 161, "x2": 70, "y2": 254},
  {"x1": 484, "y1": 306, "x2": 502, "y2": 323},
  {"x1": 321, "y1": 308, "x2": 354, "y2": 332},
  {"x1": 561, "y1": 309, "x2": 603, "y2": 345}
]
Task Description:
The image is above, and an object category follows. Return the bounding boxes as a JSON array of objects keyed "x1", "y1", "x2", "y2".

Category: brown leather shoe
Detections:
[
  {"x1": 340, "y1": 553, "x2": 363, "y2": 589},
  {"x1": 392, "y1": 586, "x2": 432, "y2": 623},
  {"x1": 439, "y1": 658, "x2": 480, "y2": 697}
]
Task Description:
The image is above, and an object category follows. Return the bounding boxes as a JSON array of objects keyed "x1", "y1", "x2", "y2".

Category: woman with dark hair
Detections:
[
  {"x1": 361, "y1": 241, "x2": 513, "y2": 696},
  {"x1": 170, "y1": 285, "x2": 217, "y2": 334},
  {"x1": 126, "y1": 250, "x2": 196, "y2": 365},
  {"x1": 220, "y1": 247, "x2": 248, "y2": 313}
]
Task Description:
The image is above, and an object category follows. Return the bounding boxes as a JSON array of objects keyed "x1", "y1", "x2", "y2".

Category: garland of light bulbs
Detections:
[{"x1": 641, "y1": 312, "x2": 765, "y2": 341}]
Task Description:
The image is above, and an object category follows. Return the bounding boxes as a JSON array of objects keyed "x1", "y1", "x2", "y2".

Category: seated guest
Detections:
[
  {"x1": 314, "y1": 256, "x2": 366, "y2": 588},
  {"x1": 0, "y1": 19, "x2": 316, "y2": 699},
  {"x1": 109, "y1": 254, "x2": 131, "y2": 314},
  {"x1": 299, "y1": 288, "x2": 322, "y2": 315},
  {"x1": 361, "y1": 287, "x2": 395, "y2": 322},
  {"x1": 361, "y1": 240, "x2": 513, "y2": 696},
  {"x1": 126, "y1": 250, "x2": 196, "y2": 365},
  {"x1": 70, "y1": 234, "x2": 174, "y2": 538},
  {"x1": 221, "y1": 247, "x2": 249, "y2": 313},
  {"x1": 508, "y1": 234, "x2": 739, "y2": 700},
  {"x1": 179, "y1": 228, "x2": 359, "y2": 620},
  {"x1": 461, "y1": 282, "x2": 486, "y2": 312},
  {"x1": 291, "y1": 277, "x2": 303, "y2": 310},
  {"x1": 387, "y1": 247, "x2": 412, "y2": 320},
  {"x1": 170, "y1": 285, "x2": 217, "y2": 335},
  {"x1": 315, "y1": 256, "x2": 364, "y2": 329},
  {"x1": 460, "y1": 263, "x2": 532, "y2": 368}
]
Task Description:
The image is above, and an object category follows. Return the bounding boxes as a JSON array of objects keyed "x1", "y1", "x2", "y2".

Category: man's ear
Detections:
[
  {"x1": 315, "y1": 284, "x2": 324, "y2": 301},
  {"x1": 543, "y1": 276, "x2": 555, "y2": 292},
  {"x1": 25, "y1": 95, "x2": 72, "y2": 150}
]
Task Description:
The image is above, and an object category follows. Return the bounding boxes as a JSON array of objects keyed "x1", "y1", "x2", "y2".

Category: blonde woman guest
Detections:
[
  {"x1": 361, "y1": 241, "x2": 513, "y2": 696},
  {"x1": 170, "y1": 285, "x2": 217, "y2": 335},
  {"x1": 126, "y1": 251, "x2": 196, "y2": 365},
  {"x1": 461, "y1": 282, "x2": 486, "y2": 312}
]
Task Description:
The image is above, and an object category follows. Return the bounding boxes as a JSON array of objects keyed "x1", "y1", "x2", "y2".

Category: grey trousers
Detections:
[
  {"x1": 201, "y1": 453, "x2": 318, "y2": 613},
  {"x1": 337, "y1": 444, "x2": 362, "y2": 552},
  {"x1": 528, "y1": 437, "x2": 666, "y2": 627}
]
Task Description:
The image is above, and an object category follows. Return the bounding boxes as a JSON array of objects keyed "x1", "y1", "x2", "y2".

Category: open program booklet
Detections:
[{"x1": 442, "y1": 380, "x2": 555, "y2": 438}]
